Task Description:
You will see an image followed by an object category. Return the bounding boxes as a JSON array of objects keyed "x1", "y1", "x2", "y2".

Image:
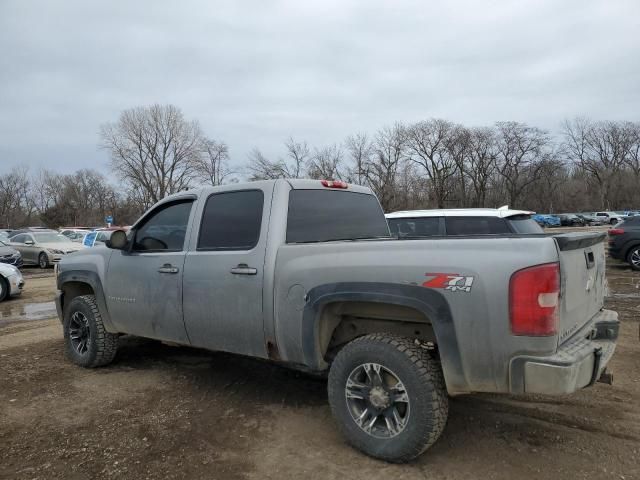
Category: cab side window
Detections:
[
  {"x1": 198, "y1": 190, "x2": 264, "y2": 250},
  {"x1": 133, "y1": 201, "x2": 193, "y2": 252},
  {"x1": 12, "y1": 234, "x2": 25, "y2": 243}
]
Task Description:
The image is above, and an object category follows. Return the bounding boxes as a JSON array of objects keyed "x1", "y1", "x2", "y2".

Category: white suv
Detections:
[{"x1": 386, "y1": 206, "x2": 543, "y2": 237}]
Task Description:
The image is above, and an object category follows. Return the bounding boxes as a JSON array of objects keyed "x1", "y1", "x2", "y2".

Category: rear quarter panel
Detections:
[{"x1": 274, "y1": 236, "x2": 560, "y2": 394}]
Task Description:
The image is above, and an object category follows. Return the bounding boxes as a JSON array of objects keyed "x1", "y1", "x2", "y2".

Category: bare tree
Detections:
[
  {"x1": 196, "y1": 138, "x2": 232, "y2": 186},
  {"x1": 366, "y1": 124, "x2": 407, "y2": 211},
  {"x1": 307, "y1": 144, "x2": 344, "y2": 180},
  {"x1": 495, "y1": 121, "x2": 550, "y2": 207},
  {"x1": 0, "y1": 166, "x2": 31, "y2": 227},
  {"x1": 100, "y1": 104, "x2": 203, "y2": 208},
  {"x1": 405, "y1": 119, "x2": 457, "y2": 208},
  {"x1": 466, "y1": 127, "x2": 498, "y2": 207},
  {"x1": 563, "y1": 118, "x2": 632, "y2": 209},
  {"x1": 345, "y1": 133, "x2": 373, "y2": 185},
  {"x1": 246, "y1": 137, "x2": 310, "y2": 180}
]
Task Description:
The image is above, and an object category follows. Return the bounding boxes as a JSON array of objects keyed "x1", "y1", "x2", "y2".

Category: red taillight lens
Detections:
[
  {"x1": 608, "y1": 228, "x2": 624, "y2": 235},
  {"x1": 509, "y1": 262, "x2": 560, "y2": 336},
  {"x1": 320, "y1": 180, "x2": 348, "y2": 189}
]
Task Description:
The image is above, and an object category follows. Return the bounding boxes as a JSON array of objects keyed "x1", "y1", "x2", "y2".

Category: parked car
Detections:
[
  {"x1": 81, "y1": 227, "x2": 129, "y2": 248},
  {"x1": 608, "y1": 216, "x2": 640, "y2": 271},
  {"x1": 595, "y1": 211, "x2": 626, "y2": 225},
  {"x1": 532, "y1": 214, "x2": 561, "y2": 227},
  {"x1": 55, "y1": 179, "x2": 618, "y2": 463},
  {"x1": 556, "y1": 214, "x2": 585, "y2": 227},
  {"x1": 0, "y1": 232, "x2": 10, "y2": 243},
  {"x1": 386, "y1": 207, "x2": 543, "y2": 237},
  {"x1": 576, "y1": 213, "x2": 604, "y2": 226},
  {"x1": 9, "y1": 231, "x2": 83, "y2": 268},
  {"x1": 0, "y1": 262, "x2": 24, "y2": 302},
  {"x1": 0, "y1": 240, "x2": 23, "y2": 268},
  {"x1": 60, "y1": 228, "x2": 92, "y2": 242}
]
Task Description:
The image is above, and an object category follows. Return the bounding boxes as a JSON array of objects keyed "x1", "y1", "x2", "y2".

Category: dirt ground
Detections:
[{"x1": 1, "y1": 258, "x2": 639, "y2": 480}]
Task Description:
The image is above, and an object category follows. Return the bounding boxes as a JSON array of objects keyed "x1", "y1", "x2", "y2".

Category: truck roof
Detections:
[
  {"x1": 385, "y1": 207, "x2": 535, "y2": 219},
  {"x1": 161, "y1": 179, "x2": 374, "y2": 202}
]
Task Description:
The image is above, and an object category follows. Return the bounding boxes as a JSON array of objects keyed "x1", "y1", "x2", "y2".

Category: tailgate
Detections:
[{"x1": 553, "y1": 232, "x2": 607, "y2": 344}]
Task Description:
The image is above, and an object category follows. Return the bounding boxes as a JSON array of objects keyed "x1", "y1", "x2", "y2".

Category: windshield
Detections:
[{"x1": 33, "y1": 233, "x2": 73, "y2": 243}]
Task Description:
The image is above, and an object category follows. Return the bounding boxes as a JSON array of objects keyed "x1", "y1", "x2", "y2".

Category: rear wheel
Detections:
[
  {"x1": 38, "y1": 252, "x2": 49, "y2": 269},
  {"x1": 328, "y1": 333, "x2": 448, "y2": 463},
  {"x1": 63, "y1": 295, "x2": 118, "y2": 367},
  {"x1": 627, "y1": 247, "x2": 640, "y2": 271}
]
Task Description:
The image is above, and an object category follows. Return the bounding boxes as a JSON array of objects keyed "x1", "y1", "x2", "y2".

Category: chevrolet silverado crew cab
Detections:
[{"x1": 55, "y1": 179, "x2": 619, "y2": 463}]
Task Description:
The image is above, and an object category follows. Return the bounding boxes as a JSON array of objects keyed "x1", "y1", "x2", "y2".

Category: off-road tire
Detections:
[
  {"x1": 328, "y1": 333, "x2": 448, "y2": 463},
  {"x1": 627, "y1": 246, "x2": 640, "y2": 271},
  {"x1": 63, "y1": 294, "x2": 118, "y2": 368},
  {"x1": 38, "y1": 252, "x2": 49, "y2": 269}
]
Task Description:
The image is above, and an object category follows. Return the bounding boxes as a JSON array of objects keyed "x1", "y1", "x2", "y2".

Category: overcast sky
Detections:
[{"x1": 1, "y1": 0, "x2": 639, "y2": 177}]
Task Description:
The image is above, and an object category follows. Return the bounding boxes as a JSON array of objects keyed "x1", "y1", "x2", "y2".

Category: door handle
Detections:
[
  {"x1": 230, "y1": 264, "x2": 257, "y2": 275},
  {"x1": 158, "y1": 263, "x2": 179, "y2": 274}
]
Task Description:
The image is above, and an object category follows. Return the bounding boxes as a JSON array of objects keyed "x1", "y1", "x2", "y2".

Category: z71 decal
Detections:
[{"x1": 422, "y1": 273, "x2": 475, "y2": 293}]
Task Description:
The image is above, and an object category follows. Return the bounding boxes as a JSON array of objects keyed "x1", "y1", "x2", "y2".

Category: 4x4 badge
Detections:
[{"x1": 423, "y1": 273, "x2": 475, "y2": 293}]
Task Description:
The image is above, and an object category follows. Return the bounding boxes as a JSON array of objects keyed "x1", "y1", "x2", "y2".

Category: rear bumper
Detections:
[{"x1": 509, "y1": 309, "x2": 619, "y2": 395}]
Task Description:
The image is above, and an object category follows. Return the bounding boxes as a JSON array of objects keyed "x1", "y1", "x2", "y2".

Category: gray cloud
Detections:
[{"x1": 1, "y1": 0, "x2": 639, "y2": 175}]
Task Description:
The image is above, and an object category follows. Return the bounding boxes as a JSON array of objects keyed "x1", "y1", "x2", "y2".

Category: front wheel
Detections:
[
  {"x1": 63, "y1": 295, "x2": 118, "y2": 367},
  {"x1": 38, "y1": 252, "x2": 49, "y2": 269},
  {"x1": 610, "y1": 218, "x2": 618, "y2": 225},
  {"x1": 627, "y1": 247, "x2": 640, "y2": 271},
  {"x1": 328, "y1": 334, "x2": 448, "y2": 463}
]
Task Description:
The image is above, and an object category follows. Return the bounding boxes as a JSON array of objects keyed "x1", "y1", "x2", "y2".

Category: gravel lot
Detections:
[{"x1": 1, "y1": 255, "x2": 639, "y2": 480}]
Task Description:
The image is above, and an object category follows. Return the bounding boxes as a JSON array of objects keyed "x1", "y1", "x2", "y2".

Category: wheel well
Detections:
[
  {"x1": 61, "y1": 282, "x2": 94, "y2": 311},
  {"x1": 318, "y1": 301, "x2": 437, "y2": 362}
]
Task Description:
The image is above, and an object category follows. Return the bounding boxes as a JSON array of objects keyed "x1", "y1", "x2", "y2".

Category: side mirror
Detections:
[
  {"x1": 25, "y1": 240, "x2": 34, "y2": 245},
  {"x1": 106, "y1": 230, "x2": 128, "y2": 250}
]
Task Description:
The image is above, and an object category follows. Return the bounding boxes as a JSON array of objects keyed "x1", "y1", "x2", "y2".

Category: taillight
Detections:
[
  {"x1": 320, "y1": 180, "x2": 348, "y2": 189},
  {"x1": 608, "y1": 228, "x2": 624, "y2": 235},
  {"x1": 509, "y1": 262, "x2": 560, "y2": 336}
]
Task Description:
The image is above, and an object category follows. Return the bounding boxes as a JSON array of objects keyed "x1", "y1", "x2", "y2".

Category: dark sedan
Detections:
[
  {"x1": 608, "y1": 216, "x2": 640, "y2": 271},
  {"x1": 0, "y1": 240, "x2": 23, "y2": 268}
]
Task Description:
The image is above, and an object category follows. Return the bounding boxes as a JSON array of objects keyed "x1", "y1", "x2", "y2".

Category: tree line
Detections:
[{"x1": 1, "y1": 104, "x2": 638, "y2": 228}]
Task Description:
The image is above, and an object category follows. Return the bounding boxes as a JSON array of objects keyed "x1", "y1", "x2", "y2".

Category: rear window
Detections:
[
  {"x1": 445, "y1": 217, "x2": 511, "y2": 235},
  {"x1": 623, "y1": 217, "x2": 640, "y2": 227},
  {"x1": 507, "y1": 215, "x2": 544, "y2": 234},
  {"x1": 388, "y1": 217, "x2": 441, "y2": 237},
  {"x1": 286, "y1": 190, "x2": 390, "y2": 243}
]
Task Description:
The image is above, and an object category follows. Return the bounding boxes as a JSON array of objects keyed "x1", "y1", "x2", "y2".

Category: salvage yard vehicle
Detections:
[
  {"x1": 532, "y1": 213, "x2": 561, "y2": 227},
  {"x1": 608, "y1": 216, "x2": 640, "y2": 271},
  {"x1": 595, "y1": 211, "x2": 626, "y2": 225},
  {"x1": 54, "y1": 179, "x2": 619, "y2": 463},
  {"x1": 0, "y1": 240, "x2": 23, "y2": 268},
  {"x1": 386, "y1": 207, "x2": 543, "y2": 237},
  {"x1": 0, "y1": 262, "x2": 24, "y2": 302},
  {"x1": 9, "y1": 231, "x2": 83, "y2": 268}
]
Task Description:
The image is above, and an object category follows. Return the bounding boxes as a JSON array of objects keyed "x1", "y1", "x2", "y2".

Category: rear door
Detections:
[
  {"x1": 182, "y1": 186, "x2": 271, "y2": 358},
  {"x1": 554, "y1": 233, "x2": 607, "y2": 344}
]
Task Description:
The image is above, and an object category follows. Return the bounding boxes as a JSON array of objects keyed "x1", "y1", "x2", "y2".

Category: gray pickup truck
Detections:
[{"x1": 55, "y1": 179, "x2": 619, "y2": 462}]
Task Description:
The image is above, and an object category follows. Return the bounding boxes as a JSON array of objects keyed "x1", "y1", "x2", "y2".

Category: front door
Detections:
[
  {"x1": 105, "y1": 200, "x2": 195, "y2": 343},
  {"x1": 183, "y1": 187, "x2": 268, "y2": 358}
]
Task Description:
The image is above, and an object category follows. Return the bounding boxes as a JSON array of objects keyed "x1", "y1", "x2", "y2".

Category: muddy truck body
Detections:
[{"x1": 55, "y1": 179, "x2": 619, "y2": 462}]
